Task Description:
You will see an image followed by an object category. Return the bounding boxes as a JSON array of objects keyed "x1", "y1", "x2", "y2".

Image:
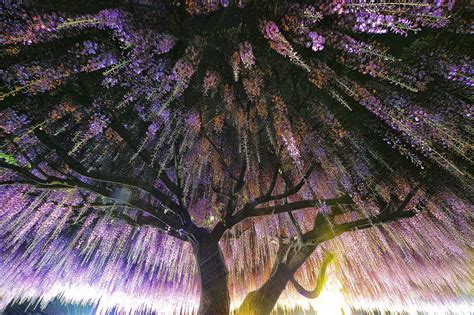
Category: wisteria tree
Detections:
[{"x1": 1, "y1": 1, "x2": 472, "y2": 314}]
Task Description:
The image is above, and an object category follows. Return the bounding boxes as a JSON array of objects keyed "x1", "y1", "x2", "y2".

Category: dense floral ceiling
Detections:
[{"x1": 0, "y1": 0, "x2": 472, "y2": 314}]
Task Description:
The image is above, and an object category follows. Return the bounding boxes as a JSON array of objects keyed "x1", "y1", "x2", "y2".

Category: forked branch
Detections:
[
  {"x1": 335, "y1": 186, "x2": 420, "y2": 234},
  {"x1": 0, "y1": 161, "x2": 187, "y2": 240}
]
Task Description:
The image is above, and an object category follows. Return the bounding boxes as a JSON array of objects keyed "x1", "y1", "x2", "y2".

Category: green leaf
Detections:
[{"x1": 0, "y1": 152, "x2": 19, "y2": 166}]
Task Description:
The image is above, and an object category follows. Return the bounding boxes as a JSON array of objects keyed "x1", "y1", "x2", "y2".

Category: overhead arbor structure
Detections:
[{"x1": 0, "y1": 0, "x2": 472, "y2": 314}]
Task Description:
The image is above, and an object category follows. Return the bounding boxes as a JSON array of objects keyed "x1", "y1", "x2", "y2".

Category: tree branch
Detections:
[
  {"x1": 255, "y1": 162, "x2": 316, "y2": 205},
  {"x1": 336, "y1": 208, "x2": 418, "y2": 232},
  {"x1": 219, "y1": 194, "x2": 353, "y2": 236},
  {"x1": 107, "y1": 118, "x2": 194, "y2": 227},
  {"x1": 34, "y1": 129, "x2": 184, "y2": 216},
  {"x1": 111, "y1": 212, "x2": 186, "y2": 240},
  {"x1": 287, "y1": 212, "x2": 304, "y2": 242},
  {"x1": 222, "y1": 159, "x2": 319, "y2": 234},
  {"x1": 290, "y1": 252, "x2": 334, "y2": 299},
  {"x1": 265, "y1": 158, "x2": 281, "y2": 197},
  {"x1": 248, "y1": 195, "x2": 353, "y2": 218},
  {"x1": 204, "y1": 132, "x2": 239, "y2": 181},
  {"x1": 107, "y1": 118, "x2": 182, "y2": 198},
  {"x1": 0, "y1": 161, "x2": 186, "y2": 238},
  {"x1": 335, "y1": 187, "x2": 420, "y2": 233},
  {"x1": 233, "y1": 157, "x2": 247, "y2": 193}
]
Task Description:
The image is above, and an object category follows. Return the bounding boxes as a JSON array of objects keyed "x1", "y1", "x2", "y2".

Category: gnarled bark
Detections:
[
  {"x1": 194, "y1": 231, "x2": 230, "y2": 315},
  {"x1": 237, "y1": 190, "x2": 419, "y2": 315},
  {"x1": 237, "y1": 263, "x2": 292, "y2": 315},
  {"x1": 237, "y1": 240, "x2": 318, "y2": 315}
]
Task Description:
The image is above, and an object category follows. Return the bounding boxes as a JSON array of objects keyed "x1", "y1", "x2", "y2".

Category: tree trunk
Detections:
[
  {"x1": 237, "y1": 263, "x2": 292, "y2": 315},
  {"x1": 195, "y1": 233, "x2": 230, "y2": 315},
  {"x1": 237, "y1": 242, "x2": 318, "y2": 315}
]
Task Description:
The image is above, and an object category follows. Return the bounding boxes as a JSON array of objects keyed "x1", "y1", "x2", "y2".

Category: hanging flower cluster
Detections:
[{"x1": 259, "y1": 20, "x2": 310, "y2": 72}]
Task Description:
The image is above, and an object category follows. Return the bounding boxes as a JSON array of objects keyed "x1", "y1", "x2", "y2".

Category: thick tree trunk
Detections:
[
  {"x1": 237, "y1": 263, "x2": 292, "y2": 315},
  {"x1": 195, "y1": 233, "x2": 230, "y2": 315},
  {"x1": 237, "y1": 215, "x2": 339, "y2": 314},
  {"x1": 237, "y1": 242, "x2": 318, "y2": 315}
]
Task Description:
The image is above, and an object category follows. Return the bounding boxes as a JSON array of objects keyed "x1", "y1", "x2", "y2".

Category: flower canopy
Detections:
[{"x1": 0, "y1": 0, "x2": 472, "y2": 314}]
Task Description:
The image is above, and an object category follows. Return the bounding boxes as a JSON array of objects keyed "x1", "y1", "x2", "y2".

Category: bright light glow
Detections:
[
  {"x1": 310, "y1": 273, "x2": 349, "y2": 315},
  {"x1": 3, "y1": 278, "x2": 473, "y2": 314}
]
